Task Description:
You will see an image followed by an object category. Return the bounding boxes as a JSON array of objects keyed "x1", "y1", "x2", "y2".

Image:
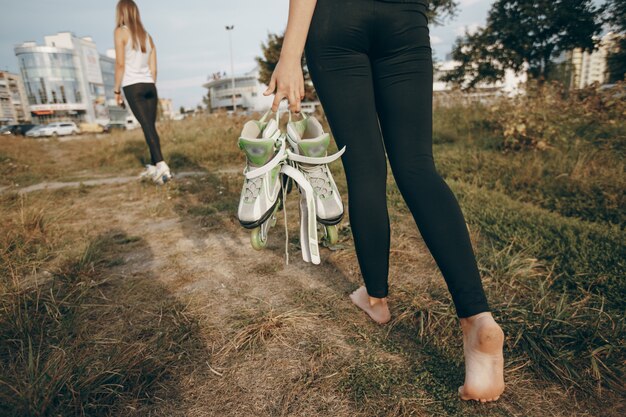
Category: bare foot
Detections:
[
  {"x1": 458, "y1": 312, "x2": 505, "y2": 402},
  {"x1": 349, "y1": 286, "x2": 391, "y2": 324}
]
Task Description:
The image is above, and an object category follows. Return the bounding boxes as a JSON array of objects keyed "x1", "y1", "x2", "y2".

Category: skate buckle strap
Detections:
[
  {"x1": 280, "y1": 163, "x2": 320, "y2": 265},
  {"x1": 287, "y1": 146, "x2": 346, "y2": 165}
]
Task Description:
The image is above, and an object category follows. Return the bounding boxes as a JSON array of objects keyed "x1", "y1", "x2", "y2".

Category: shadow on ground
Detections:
[{"x1": 0, "y1": 229, "x2": 212, "y2": 417}]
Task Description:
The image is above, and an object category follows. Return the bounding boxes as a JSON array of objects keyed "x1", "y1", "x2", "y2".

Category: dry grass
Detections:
[
  {"x1": 0, "y1": 90, "x2": 624, "y2": 416},
  {"x1": 0, "y1": 193, "x2": 208, "y2": 416},
  {"x1": 0, "y1": 113, "x2": 247, "y2": 188},
  {"x1": 216, "y1": 307, "x2": 321, "y2": 357}
]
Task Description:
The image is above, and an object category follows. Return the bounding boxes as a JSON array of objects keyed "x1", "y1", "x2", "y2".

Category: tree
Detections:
[
  {"x1": 604, "y1": 0, "x2": 626, "y2": 82},
  {"x1": 203, "y1": 90, "x2": 212, "y2": 112},
  {"x1": 444, "y1": 0, "x2": 604, "y2": 87},
  {"x1": 442, "y1": 29, "x2": 506, "y2": 89},
  {"x1": 428, "y1": 0, "x2": 460, "y2": 24},
  {"x1": 256, "y1": 34, "x2": 317, "y2": 101},
  {"x1": 257, "y1": 1, "x2": 461, "y2": 98},
  {"x1": 604, "y1": 0, "x2": 626, "y2": 31}
]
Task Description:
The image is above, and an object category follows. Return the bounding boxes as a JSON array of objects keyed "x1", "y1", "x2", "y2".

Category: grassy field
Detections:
[{"x1": 0, "y1": 84, "x2": 624, "y2": 416}]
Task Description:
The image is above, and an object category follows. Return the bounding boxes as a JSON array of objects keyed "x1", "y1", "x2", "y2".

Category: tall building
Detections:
[
  {"x1": 15, "y1": 32, "x2": 125, "y2": 124},
  {"x1": 203, "y1": 67, "x2": 273, "y2": 112},
  {"x1": 569, "y1": 32, "x2": 619, "y2": 89},
  {"x1": 0, "y1": 71, "x2": 31, "y2": 125}
]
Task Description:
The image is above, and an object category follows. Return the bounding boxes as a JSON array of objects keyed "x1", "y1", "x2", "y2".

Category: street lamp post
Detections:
[{"x1": 225, "y1": 25, "x2": 236, "y2": 113}]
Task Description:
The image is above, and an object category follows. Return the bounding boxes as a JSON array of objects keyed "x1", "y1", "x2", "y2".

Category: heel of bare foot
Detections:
[
  {"x1": 349, "y1": 286, "x2": 391, "y2": 324},
  {"x1": 459, "y1": 312, "x2": 505, "y2": 402}
]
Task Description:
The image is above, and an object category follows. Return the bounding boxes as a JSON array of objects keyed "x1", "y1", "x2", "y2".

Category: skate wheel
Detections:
[
  {"x1": 324, "y1": 225, "x2": 339, "y2": 245},
  {"x1": 250, "y1": 227, "x2": 267, "y2": 250}
]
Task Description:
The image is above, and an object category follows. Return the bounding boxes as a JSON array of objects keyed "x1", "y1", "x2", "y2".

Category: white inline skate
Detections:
[
  {"x1": 286, "y1": 113, "x2": 345, "y2": 246},
  {"x1": 237, "y1": 112, "x2": 285, "y2": 250}
]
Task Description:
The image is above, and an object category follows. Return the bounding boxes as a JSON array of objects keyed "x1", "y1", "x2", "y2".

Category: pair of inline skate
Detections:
[{"x1": 237, "y1": 110, "x2": 345, "y2": 265}]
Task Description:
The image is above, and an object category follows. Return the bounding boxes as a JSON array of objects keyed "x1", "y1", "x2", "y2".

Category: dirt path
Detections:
[
  {"x1": 1, "y1": 168, "x2": 241, "y2": 194},
  {"x1": 22, "y1": 172, "x2": 600, "y2": 417},
  {"x1": 59, "y1": 175, "x2": 370, "y2": 416}
]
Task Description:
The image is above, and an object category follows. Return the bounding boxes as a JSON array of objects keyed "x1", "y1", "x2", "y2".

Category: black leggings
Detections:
[
  {"x1": 123, "y1": 82, "x2": 164, "y2": 165},
  {"x1": 305, "y1": 0, "x2": 489, "y2": 318}
]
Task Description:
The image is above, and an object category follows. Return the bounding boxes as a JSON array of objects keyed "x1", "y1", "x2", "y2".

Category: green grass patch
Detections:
[{"x1": 450, "y1": 180, "x2": 625, "y2": 303}]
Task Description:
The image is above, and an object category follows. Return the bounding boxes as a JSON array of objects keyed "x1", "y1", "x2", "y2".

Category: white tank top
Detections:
[{"x1": 121, "y1": 27, "x2": 154, "y2": 87}]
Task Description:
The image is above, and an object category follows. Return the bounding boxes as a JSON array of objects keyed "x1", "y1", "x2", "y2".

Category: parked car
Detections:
[
  {"x1": 0, "y1": 124, "x2": 38, "y2": 136},
  {"x1": 25, "y1": 125, "x2": 48, "y2": 138},
  {"x1": 33, "y1": 122, "x2": 80, "y2": 137}
]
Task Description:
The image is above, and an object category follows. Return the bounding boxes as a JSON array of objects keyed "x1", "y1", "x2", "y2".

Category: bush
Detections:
[{"x1": 483, "y1": 81, "x2": 626, "y2": 151}]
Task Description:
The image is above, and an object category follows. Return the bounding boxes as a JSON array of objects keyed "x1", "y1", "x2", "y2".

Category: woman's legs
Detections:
[
  {"x1": 369, "y1": 6, "x2": 504, "y2": 399},
  {"x1": 123, "y1": 83, "x2": 164, "y2": 165},
  {"x1": 307, "y1": 0, "x2": 504, "y2": 401},
  {"x1": 307, "y1": 0, "x2": 489, "y2": 318},
  {"x1": 306, "y1": 1, "x2": 391, "y2": 301},
  {"x1": 370, "y1": 2, "x2": 489, "y2": 318}
]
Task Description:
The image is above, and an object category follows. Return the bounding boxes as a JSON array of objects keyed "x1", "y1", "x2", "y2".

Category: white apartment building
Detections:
[
  {"x1": 15, "y1": 32, "x2": 125, "y2": 124},
  {"x1": 569, "y1": 32, "x2": 619, "y2": 89},
  {"x1": 0, "y1": 71, "x2": 31, "y2": 124},
  {"x1": 203, "y1": 67, "x2": 274, "y2": 113}
]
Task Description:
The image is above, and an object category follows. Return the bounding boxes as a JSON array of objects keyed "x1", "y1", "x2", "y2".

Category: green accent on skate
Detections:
[
  {"x1": 299, "y1": 133, "x2": 330, "y2": 158},
  {"x1": 238, "y1": 137, "x2": 276, "y2": 167},
  {"x1": 270, "y1": 165, "x2": 281, "y2": 189},
  {"x1": 292, "y1": 118, "x2": 308, "y2": 137},
  {"x1": 324, "y1": 224, "x2": 338, "y2": 245}
]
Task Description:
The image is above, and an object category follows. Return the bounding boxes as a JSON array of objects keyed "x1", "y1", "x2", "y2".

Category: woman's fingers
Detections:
[
  {"x1": 272, "y1": 90, "x2": 286, "y2": 112},
  {"x1": 289, "y1": 89, "x2": 301, "y2": 113},
  {"x1": 264, "y1": 75, "x2": 277, "y2": 96},
  {"x1": 266, "y1": 70, "x2": 305, "y2": 112}
]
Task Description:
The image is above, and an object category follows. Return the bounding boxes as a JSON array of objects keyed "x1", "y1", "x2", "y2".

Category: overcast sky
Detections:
[{"x1": 0, "y1": 0, "x2": 493, "y2": 109}]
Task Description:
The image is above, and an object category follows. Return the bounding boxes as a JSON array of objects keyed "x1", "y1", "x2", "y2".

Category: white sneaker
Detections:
[
  {"x1": 153, "y1": 161, "x2": 173, "y2": 185},
  {"x1": 139, "y1": 164, "x2": 157, "y2": 181}
]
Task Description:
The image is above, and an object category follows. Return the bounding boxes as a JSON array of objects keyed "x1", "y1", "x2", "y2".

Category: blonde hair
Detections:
[{"x1": 116, "y1": 0, "x2": 148, "y2": 53}]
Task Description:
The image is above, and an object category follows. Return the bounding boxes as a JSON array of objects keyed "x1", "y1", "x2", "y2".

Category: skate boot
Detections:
[
  {"x1": 286, "y1": 113, "x2": 345, "y2": 245},
  {"x1": 237, "y1": 112, "x2": 285, "y2": 250}
]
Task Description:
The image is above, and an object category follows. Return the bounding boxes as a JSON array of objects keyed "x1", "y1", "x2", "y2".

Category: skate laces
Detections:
[
  {"x1": 299, "y1": 164, "x2": 332, "y2": 198},
  {"x1": 242, "y1": 175, "x2": 263, "y2": 203}
]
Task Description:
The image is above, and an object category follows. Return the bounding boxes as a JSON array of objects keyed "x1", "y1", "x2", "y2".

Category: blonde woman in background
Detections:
[{"x1": 114, "y1": 0, "x2": 172, "y2": 184}]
